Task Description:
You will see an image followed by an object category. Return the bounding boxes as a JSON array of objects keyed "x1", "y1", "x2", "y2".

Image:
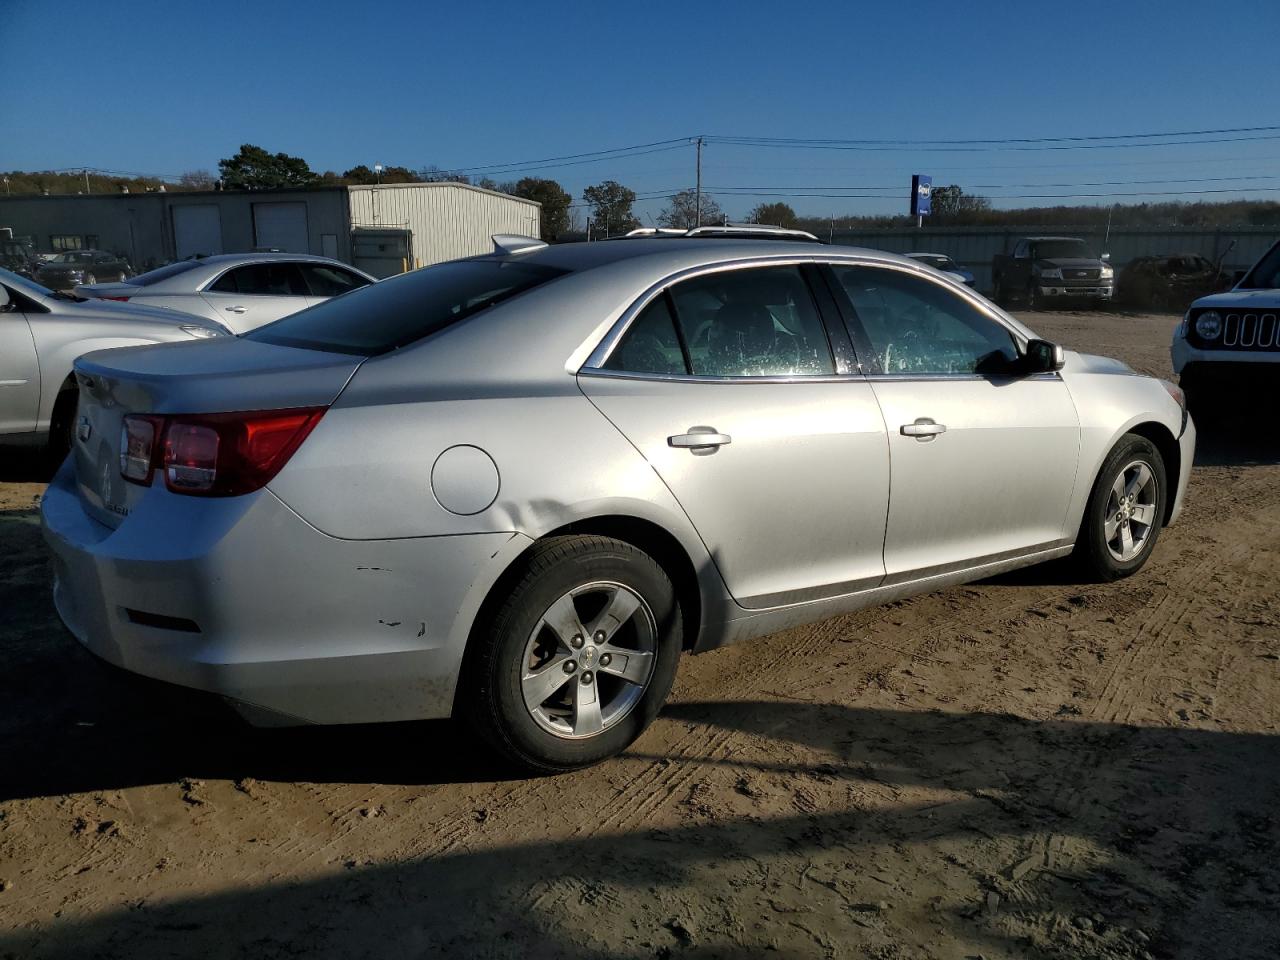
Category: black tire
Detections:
[
  {"x1": 1073, "y1": 433, "x2": 1167, "y2": 582},
  {"x1": 460, "y1": 535, "x2": 682, "y2": 773},
  {"x1": 46, "y1": 386, "x2": 78, "y2": 468}
]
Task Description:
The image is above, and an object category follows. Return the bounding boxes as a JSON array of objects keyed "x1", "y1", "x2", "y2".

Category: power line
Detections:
[
  {"x1": 705, "y1": 133, "x2": 1280, "y2": 153},
  {"x1": 704, "y1": 124, "x2": 1280, "y2": 147},
  {"x1": 691, "y1": 186, "x2": 1280, "y2": 201},
  {"x1": 709, "y1": 174, "x2": 1280, "y2": 193}
]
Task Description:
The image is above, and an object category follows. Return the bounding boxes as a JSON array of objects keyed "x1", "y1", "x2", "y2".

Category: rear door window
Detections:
[
  {"x1": 210, "y1": 263, "x2": 308, "y2": 296},
  {"x1": 602, "y1": 296, "x2": 687, "y2": 376},
  {"x1": 605, "y1": 265, "x2": 834, "y2": 378}
]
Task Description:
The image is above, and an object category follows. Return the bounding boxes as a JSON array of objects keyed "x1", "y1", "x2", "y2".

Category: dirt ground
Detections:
[{"x1": 1, "y1": 309, "x2": 1277, "y2": 960}]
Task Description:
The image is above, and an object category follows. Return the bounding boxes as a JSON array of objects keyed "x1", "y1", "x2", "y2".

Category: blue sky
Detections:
[{"x1": 3, "y1": 0, "x2": 1278, "y2": 220}]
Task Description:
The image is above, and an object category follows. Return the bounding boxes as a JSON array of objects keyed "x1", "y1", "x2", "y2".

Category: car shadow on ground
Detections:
[
  {"x1": 1192, "y1": 416, "x2": 1280, "y2": 467},
  {"x1": 4, "y1": 695, "x2": 1278, "y2": 959},
  {"x1": 3, "y1": 501, "x2": 1279, "y2": 958},
  {"x1": 0, "y1": 445, "x2": 54, "y2": 483}
]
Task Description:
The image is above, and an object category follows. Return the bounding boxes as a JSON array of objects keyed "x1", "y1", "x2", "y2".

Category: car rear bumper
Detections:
[{"x1": 41, "y1": 458, "x2": 529, "y2": 725}]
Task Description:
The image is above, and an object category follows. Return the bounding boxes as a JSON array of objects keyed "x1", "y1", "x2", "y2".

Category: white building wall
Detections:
[{"x1": 346, "y1": 182, "x2": 540, "y2": 268}]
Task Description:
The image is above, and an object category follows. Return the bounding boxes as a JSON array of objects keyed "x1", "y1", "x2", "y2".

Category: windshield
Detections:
[
  {"x1": 1241, "y1": 241, "x2": 1280, "y2": 289},
  {"x1": 51, "y1": 251, "x2": 95, "y2": 264},
  {"x1": 246, "y1": 258, "x2": 568, "y2": 356},
  {"x1": 0, "y1": 267, "x2": 53, "y2": 299},
  {"x1": 125, "y1": 259, "x2": 206, "y2": 286},
  {"x1": 1032, "y1": 240, "x2": 1096, "y2": 260}
]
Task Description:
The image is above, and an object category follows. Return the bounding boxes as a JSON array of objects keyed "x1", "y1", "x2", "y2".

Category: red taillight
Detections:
[
  {"x1": 102, "y1": 295, "x2": 131, "y2": 302},
  {"x1": 120, "y1": 408, "x2": 325, "y2": 497}
]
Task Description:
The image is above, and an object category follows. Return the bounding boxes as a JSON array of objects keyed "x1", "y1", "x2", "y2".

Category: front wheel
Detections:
[
  {"x1": 460, "y1": 535, "x2": 682, "y2": 773},
  {"x1": 1074, "y1": 434, "x2": 1167, "y2": 581}
]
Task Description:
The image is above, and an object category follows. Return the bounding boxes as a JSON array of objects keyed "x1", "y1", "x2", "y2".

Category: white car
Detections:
[
  {"x1": 75, "y1": 254, "x2": 375, "y2": 334},
  {"x1": 1172, "y1": 238, "x2": 1279, "y2": 412}
]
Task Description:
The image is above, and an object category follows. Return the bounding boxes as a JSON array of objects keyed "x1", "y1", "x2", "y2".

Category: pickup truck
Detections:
[{"x1": 992, "y1": 236, "x2": 1115, "y2": 309}]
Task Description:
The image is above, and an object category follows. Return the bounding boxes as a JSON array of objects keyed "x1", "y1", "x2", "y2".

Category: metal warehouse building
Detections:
[{"x1": 0, "y1": 182, "x2": 540, "y2": 278}]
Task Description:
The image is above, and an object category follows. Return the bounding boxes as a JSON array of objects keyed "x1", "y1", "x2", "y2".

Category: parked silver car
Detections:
[
  {"x1": 0, "y1": 268, "x2": 227, "y2": 458},
  {"x1": 75, "y1": 253, "x2": 376, "y2": 334},
  {"x1": 42, "y1": 235, "x2": 1194, "y2": 772}
]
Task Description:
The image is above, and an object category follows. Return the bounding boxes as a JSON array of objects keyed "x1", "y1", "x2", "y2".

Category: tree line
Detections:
[{"x1": 5, "y1": 144, "x2": 1278, "y2": 243}]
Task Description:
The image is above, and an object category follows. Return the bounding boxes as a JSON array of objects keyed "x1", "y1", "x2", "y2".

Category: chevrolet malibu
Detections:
[{"x1": 42, "y1": 234, "x2": 1195, "y2": 772}]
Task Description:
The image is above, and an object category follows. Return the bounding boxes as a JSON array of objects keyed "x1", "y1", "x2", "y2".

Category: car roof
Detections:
[
  {"x1": 489, "y1": 237, "x2": 852, "y2": 273},
  {"x1": 905, "y1": 252, "x2": 951, "y2": 259},
  {"x1": 186, "y1": 252, "x2": 353, "y2": 266}
]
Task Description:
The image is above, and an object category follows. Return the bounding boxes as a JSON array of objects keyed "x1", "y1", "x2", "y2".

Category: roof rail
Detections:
[
  {"x1": 492, "y1": 234, "x2": 548, "y2": 255},
  {"x1": 623, "y1": 227, "x2": 687, "y2": 237},
  {"x1": 685, "y1": 224, "x2": 821, "y2": 241}
]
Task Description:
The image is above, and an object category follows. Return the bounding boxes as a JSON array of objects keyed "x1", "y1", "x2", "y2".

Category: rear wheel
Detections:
[
  {"x1": 1074, "y1": 434, "x2": 1167, "y2": 581},
  {"x1": 461, "y1": 535, "x2": 682, "y2": 773}
]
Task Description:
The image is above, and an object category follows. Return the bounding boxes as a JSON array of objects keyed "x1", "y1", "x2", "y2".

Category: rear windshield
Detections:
[
  {"x1": 246, "y1": 258, "x2": 567, "y2": 356},
  {"x1": 125, "y1": 259, "x2": 206, "y2": 286}
]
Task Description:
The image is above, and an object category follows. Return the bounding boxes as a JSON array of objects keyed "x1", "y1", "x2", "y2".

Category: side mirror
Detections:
[{"x1": 1022, "y1": 338, "x2": 1065, "y2": 373}]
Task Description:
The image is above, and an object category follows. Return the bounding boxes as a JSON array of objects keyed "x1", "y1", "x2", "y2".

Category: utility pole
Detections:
[
  {"x1": 83, "y1": 168, "x2": 91, "y2": 194},
  {"x1": 694, "y1": 136, "x2": 703, "y2": 227}
]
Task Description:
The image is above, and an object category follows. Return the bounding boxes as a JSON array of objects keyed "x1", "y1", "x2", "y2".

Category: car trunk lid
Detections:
[{"x1": 72, "y1": 337, "x2": 363, "y2": 528}]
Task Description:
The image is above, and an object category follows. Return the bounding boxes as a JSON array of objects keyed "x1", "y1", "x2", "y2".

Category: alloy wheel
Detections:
[
  {"x1": 1104, "y1": 459, "x2": 1159, "y2": 562},
  {"x1": 520, "y1": 581, "x2": 657, "y2": 739}
]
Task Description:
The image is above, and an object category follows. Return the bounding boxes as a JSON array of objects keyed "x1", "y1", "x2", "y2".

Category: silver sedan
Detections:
[
  {"x1": 75, "y1": 253, "x2": 376, "y2": 334},
  {"x1": 42, "y1": 235, "x2": 1194, "y2": 772},
  {"x1": 0, "y1": 268, "x2": 227, "y2": 458}
]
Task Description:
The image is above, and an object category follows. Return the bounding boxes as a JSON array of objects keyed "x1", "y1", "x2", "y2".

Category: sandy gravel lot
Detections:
[{"x1": 1, "y1": 309, "x2": 1277, "y2": 960}]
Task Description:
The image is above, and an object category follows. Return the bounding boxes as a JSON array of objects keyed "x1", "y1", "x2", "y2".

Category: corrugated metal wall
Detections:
[
  {"x1": 347, "y1": 183, "x2": 540, "y2": 268},
  {"x1": 830, "y1": 225, "x2": 1279, "y2": 293}
]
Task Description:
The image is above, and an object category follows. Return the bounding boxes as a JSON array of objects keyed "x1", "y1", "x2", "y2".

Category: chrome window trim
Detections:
[
  {"x1": 580, "y1": 253, "x2": 1028, "y2": 377},
  {"x1": 862, "y1": 371, "x2": 1063, "y2": 383},
  {"x1": 577, "y1": 367, "x2": 865, "y2": 386}
]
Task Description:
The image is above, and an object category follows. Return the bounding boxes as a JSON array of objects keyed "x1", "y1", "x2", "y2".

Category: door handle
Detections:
[
  {"x1": 900, "y1": 417, "x2": 946, "y2": 441},
  {"x1": 668, "y1": 427, "x2": 732, "y2": 450},
  {"x1": 225, "y1": 306, "x2": 247, "y2": 314}
]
